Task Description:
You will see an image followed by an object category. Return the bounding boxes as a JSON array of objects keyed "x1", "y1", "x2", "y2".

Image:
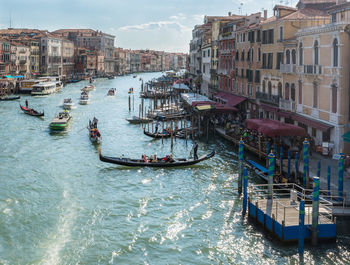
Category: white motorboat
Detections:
[
  {"x1": 79, "y1": 91, "x2": 90, "y2": 105},
  {"x1": 31, "y1": 82, "x2": 57, "y2": 96},
  {"x1": 63, "y1": 98, "x2": 75, "y2": 109},
  {"x1": 107, "y1": 88, "x2": 116, "y2": 96}
]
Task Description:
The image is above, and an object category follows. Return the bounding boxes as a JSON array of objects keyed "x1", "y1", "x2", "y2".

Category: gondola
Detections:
[
  {"x1": 143, "y1": 129, "x2": 185, "y2": 139},
  {"x1": 98, "y1": 149, "x2": 215, "y2": 168},
  {"x1": 20, "y1": 105, "x2": 44, "y2": 116},
  {"x1": 0, "y1": 95, "x2": 20, "y2": 101}
]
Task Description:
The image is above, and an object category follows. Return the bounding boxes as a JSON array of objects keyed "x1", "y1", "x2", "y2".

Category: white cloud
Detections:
[{"x1": 118, "y1": 20, "x2": 191, "y2": 33}]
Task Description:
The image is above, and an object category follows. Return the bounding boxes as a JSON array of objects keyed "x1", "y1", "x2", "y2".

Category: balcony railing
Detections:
[
  {"x1": 256, "y1": 91, "x2": 280, "y2": 105},
  {"x1": 279, "y1": 99, "x2": 296, "y2": 112},
  {"x1": 303, "y1": 65, "x2": 322, "y2": 75},
  {"x1": 280, "y1": 64, "x2": 296, "y2": 74}
]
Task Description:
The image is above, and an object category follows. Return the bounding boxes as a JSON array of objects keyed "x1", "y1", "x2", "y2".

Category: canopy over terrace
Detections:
[
  {"x1": 246, "y1": 119, "x2": 306, "y2": 138},
  {"x1": 192, "y1": 101, "x2": 238, "y2": 114},
  {"x1": 215, "y1": 91, "x2": 247, "y2": 107}
]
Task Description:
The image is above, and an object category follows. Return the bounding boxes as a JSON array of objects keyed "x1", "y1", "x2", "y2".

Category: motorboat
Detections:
[{"x1": 63, "y1": 98, "x2": 75, "y2": 109}]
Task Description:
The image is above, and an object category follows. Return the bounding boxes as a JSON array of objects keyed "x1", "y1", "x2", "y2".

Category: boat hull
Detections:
[{"x1": 99, "y1": 151, "x2": 215, "y2": 167}]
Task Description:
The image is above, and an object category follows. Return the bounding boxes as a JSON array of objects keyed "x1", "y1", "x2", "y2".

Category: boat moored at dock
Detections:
[{"x1": 31, "y1": 82, "x2": 57, "y2": 96}]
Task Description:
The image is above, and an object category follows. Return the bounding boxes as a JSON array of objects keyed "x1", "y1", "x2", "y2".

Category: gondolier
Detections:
[
  {"x1": 155, "y1": 120, "x2": 160, "y2": 133},
  {"x1": 193, "y1": 142, "x2": 198, "y2": 160}
]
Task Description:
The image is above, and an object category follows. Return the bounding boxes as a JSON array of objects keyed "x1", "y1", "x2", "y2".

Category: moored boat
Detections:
[
  {"x1": 126, "y1": 116, "x2": 151, "y2": 124},
  {"x1": 0, "y1": 95, "x2": 20, "y2": 101},
  {"x1": 79, "y1": 91, "x2": 90, "y2": 105},
  {"x1": 49, "y1": 111, "x2": 72, "y2": 130},
  {"x1": 19, "y1": 80, "x2": 41, "y2": 94},
  {"x1": 143, "y1": 128, "x2": 185, "y2": 139},
  {"x1": 19, "y1": 104, "x2": 44, "y2": 116},
  {"x1": 107, "y1": 88, "x2": 116, "y2": 96},
  {"x1": 98, "y1": 149, "x2": 215, "y2": 167},
  {"x1": 63, "y1": 98, "x2": 75, "y2": 109}
]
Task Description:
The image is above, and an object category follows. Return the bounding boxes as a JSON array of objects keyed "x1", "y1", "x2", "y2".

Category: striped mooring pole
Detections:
[
  {"x1": 327, "y1": 165, "x2": 331, "y2": 196},
  {"x1": 287, "y1": 149, "x2": 291, "y2": 180},
  {"x1": 317, "y1": 161, "x2": 321, "y2": 178},
  {"x1": 295, "y1": 151, "x2": 299, "y2": 182},
  {"x1": 280, "y1": 146, "x2": 283, "y2": 175},
  {"x1": 312, "y1": 176, "x2": 320, "y2": 246},
  {"x1": 298, "y1": 200, "x2": 305, "y2": 256},
  {"x1": 268, "y1": 151, "x2": 275, "y2": 199},
  {"x1": 238, "y1": 139, "x2": 244, "y2": 195},
  {"x1": 338, "y1": 152, "x2": 345, "y2": 201},
  {"x1": 243, "y1": 167, "x2": 248, "y2": 215},
  {"x1": 303, "y1": 139, "x2": 309, "y2": 188}
]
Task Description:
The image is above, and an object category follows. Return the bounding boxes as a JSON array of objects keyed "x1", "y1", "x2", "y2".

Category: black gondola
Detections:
[
  {"x1": 98, "y1": 149, "x2": 215, "y2": 167},
  {"x1": 143, "y1": 129, "x2": 185, "y2": 139},
  {"x1": 20, "y1": 105, "x2": 44, "y2": 116},
  {"x1": 0, "y1": 96, "x2": 20, "y2": 101}
]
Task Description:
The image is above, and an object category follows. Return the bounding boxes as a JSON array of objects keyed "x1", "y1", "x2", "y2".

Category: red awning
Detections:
[
  {"x1": 246, "y1": 119, "x2": 306, "y2": 138},
  {"x1": 215, "y1": 92, "x2": 246, "y2": 107},
  {"x1": 260, "y1": 103, "x2": 279, "y2": 113},
  {"x1": 291, "y1": 114, "x2": 333, "y2": 132}
]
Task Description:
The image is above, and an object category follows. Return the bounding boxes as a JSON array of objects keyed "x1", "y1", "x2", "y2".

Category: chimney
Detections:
[
  {"x1": 228, "y1": 12, "x2": 232, "y2": 16},
  {"x1": 264, "y1": 10, "x2": 267, "y2": 20}
]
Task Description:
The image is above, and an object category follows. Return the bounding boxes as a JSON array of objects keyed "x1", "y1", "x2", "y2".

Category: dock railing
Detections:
[{"x1": 248, "y1": 183, "x2": 342, "y2": 225}]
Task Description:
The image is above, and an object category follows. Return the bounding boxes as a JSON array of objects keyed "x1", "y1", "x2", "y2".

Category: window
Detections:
[
  {"x1": 262, "y1": 80, "x2": 266, "y2": 93},
  {"x1": 333, "y1": 38, "x2": 338, "y2": 67},
  {"x1": 268, "y1": 81, "x2": 272, "y2": 95},
  {"x1": 236, "y1": 50, "x2": 239, "y2": 61},
  {"x1": 258, "y1": 48, "x2": 261, "y2": 62},
  {"x1": 332, "y1": 13, "x2": 336, "y2": 23},
  {"x1": 278, "y1": 82, "x2": 282, "y2": 97},
  {"x1": 276, "y1": 52, "x2": 283, "y2": 69},
  {"x1": 285, "y1": 83, "x2": 290, "y2": 100},
  {"x1": 299, "y1": 43, "x2": 303, "y2": 66},
  {"x1": 203, "y1": 65, "x2": 205, "y2": 73},
  {"x1": 332, "y1": 85, "x2": 337, "y2": 113},
  {"x1": 257, "y1": 30, "x2": 261, "y2": 42},
  {"x1": 291, "y1": 83, "x2": 296, "y2": 101},
  {"x1": 262, "y1": 53, "x2": 267, "y2": 69},
  {"x1": 255, "y1": 70, "x2": 260, "y2": 83},
  {"x1": 313, "y1": 83, "x2": 318, "y2": 108},
  {"x1": 279, "y1": 26, "x2": 283, "y2": 41},
  {"x1": 286, "y1": 50, "x2": 290, "y2": 64},
  {"x1": 208, "y1": 49, "x2": 211, "y2": 57},
  {"x1": 298, "y1": 81, "x2": 302, "y2": 104},
  {"x1": 241, "y1": 50, "x2": 245, "y2": 61},
  {"x1": 292, "y1": 49, "x2": 296, "y2": 64},
  {"x1": 267, "y1": 53, "x2": 273, "y2": 69},
  {"x1": 314, "y1": 40, "x2": 319, "y2": 65}
]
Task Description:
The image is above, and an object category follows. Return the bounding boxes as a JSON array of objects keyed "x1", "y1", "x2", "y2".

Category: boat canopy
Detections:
[
  {"x1": 192, "y1": 101, "x2": 238, "y2": 113},
  {"x1": 246, "y1": 119, "x2": 306, "y2": 138}
]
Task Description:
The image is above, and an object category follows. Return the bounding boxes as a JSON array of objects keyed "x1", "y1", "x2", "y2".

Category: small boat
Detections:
[
  {"x1": 89, "y1": 78, "x2": 95, "y2": 84},
  {"x1": 107, "y1": 88, "x2": 116, "y2": 96},
  {"x1": 108, "y1": 75, "x2": 115, "y2": 79},
  {"x1": 128, "y1": 87, "x2": 134, "y2": 94},
  {"x1": 49, "y1": 111, "x2": 72, "y2": 130},
  {"x1": 143, "y1": 129, "x2": 185, "y2": 139},
  {"x1": 88, "y1": 125, "x2": 101, "y2": 144},
  {"x1": 126, "y1": 116, "x2": 151, "y2": 124},
  {"x1": 98, "y1": 149, "x2": 215, "y2": 167},
  {"x1": 79, "y1": 92, "x2": 90, "y2": 105},
  {"x1": 20, "y1": 105, "x2": 44, "y2": 116},
  {"x1": 62, "y1": 98, "x2": 75, "y2": 109},
  {"x1": 81, "y1": 85, "x2": 95, "y2": 92},
  {"x1": 133, "y1": 75, "x2": 137, "y2": 78},
  {"x1": 0, "y1": 95, "x2": 20, "y2": 101}
]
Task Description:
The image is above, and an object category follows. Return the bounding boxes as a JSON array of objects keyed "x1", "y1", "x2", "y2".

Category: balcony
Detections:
[
  {"x1": 217, "y1": 68, "x2": 229, "y2": 76},
  {"x1": 210, "y1": 69, "x2": 217, "y2": 75},
  {"x1": 303, "y1": 65, "x2": 322, "y2": 75},
  {"x1": 330, "y1": 113, "x2": 340, "y2": 124},
  {"x1": 256, "y1": 91, "x2": 280, "y2": 105},
  {"x1": 279, "y1": 99, "x2": 296, "y2": 112},
  {"x1": 280, "y1": 64, "x2": 296, "y2": 74}
]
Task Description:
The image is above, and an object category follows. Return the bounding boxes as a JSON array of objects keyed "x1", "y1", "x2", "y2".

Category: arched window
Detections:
[
  {"x1": 292, "y1": 49, "x2": 296, "y2": 65},
  {"x1": 241, "y1": 50, "x2": 245, "y2": 61},
  {"x1": 262, "y1": 80, "x2": 266, "y2": 93},
  {"x1": 286, "y1": 50, "x2": 291, "y2": 64},
  {"x1": 333, "y1": 38, "x2": 339, "y2": 67},
  {"x1": 314, "y1": 40, "x2": 319, "y2": 65},
  {"x1": 313, "y1": 82, "x2": 318, "y2": 108},
  {"x1": 332, "y1": 85, "x2": 337, "y2": 113},
  {"x1": 299, "y1": 43, "x2": 303, "y2": 66},
  {"x1": 285, "y1": 83, "x2": 290, "y2": 100},
  {"x1": 291, "y1": 83, "x2": 296, "y2": 101},
  {"x1": 278, "y1": 82, "x2": 282, "y2": 98},
  {"x1": 268, "y1": 81, "x2": 272, "y2": 95},
  {"x1": 298, "y1": 80, "x2": 302, "y2": 104}
]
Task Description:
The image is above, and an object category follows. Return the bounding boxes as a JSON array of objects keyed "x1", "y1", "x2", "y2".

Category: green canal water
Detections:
[{"x1": 0, "y1": 72, "x2": 350, "y2": 264}]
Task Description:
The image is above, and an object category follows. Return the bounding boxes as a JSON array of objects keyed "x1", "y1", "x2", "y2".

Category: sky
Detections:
[{"x1": 0, "y1": 0, "x2": 297, "y2": 53}]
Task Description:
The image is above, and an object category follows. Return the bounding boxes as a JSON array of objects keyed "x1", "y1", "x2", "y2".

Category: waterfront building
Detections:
[
  {"x1": 290, "y1": 0, "x2": 349, "y2": 154},
  {"x1": 61, "y1": 39, "x2": 75, "y2": 76},
  {"x1": 130, "y1": 50, "x2": 141, "y2": 73},
  {"x1": 201, "y1": 35, "x2": 211, "y2": 97},
  {"x1": 40, "y1": 34, "x2": 63, "y2": 75},
  {"x1": 0, "y1": 39, "x2": 11, "y2": 76},
  {"x1": 234, "y1": 12, "x2": 264, "y2": 117},
  {"x1": 53, "y1": 29, "x2": 116, "y2": 74},
  {"x1": 189, "y1": 24, "x2": 204, "y2": 91},
  {"x1": 13, "y1": 43, "x2": 31, "y2": 78}
]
